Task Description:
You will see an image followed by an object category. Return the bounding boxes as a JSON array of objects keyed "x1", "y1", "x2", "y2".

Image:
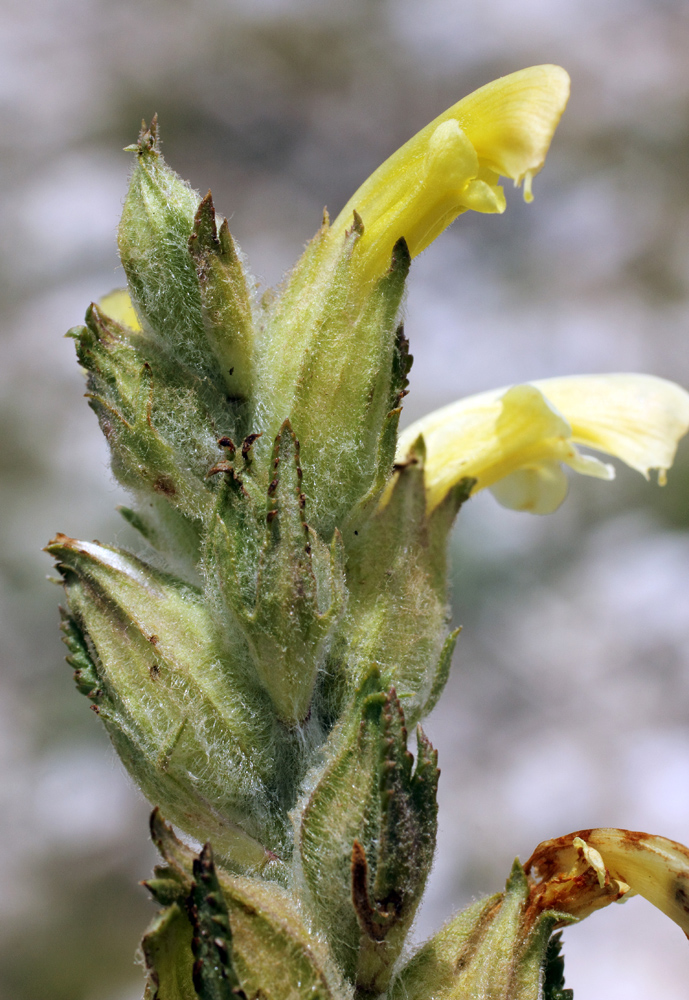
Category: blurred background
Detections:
[{"x1": 2, "y1": 0, "x2": 689, "y2": 996}]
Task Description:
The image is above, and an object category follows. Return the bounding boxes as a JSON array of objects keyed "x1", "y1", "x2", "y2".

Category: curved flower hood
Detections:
[{"x1": 329, "y1": 65, "x2": 570, "y2": 281}]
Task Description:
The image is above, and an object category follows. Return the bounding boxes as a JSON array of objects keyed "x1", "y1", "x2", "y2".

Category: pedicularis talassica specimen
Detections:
[{"x1": 50, "y1": 66, "x2": 689, "y2": 999}]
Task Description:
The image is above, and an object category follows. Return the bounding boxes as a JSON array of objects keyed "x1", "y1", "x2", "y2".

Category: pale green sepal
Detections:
[
  {"x1": 339, "y1": 324, "x2": 413, "y2": 533},
  {"x1": 284, "y1": 237, "x2": 411, "y2": 538},
  {"x1": 236, "y1": 420, "x2": 347, "y2": 724},
  {"x1": 457, "y1": 861, "x2": 533, "y2": 997},
  {"x1": 218, "y1": 873, "x2": 352, "y2": 1000},
  {"x1": 189, "y1": 192, "x2": 256, "y2": 405},
  {"x1": 343, "y1": 437, "x2": 472, "y2": 725},
  {"x1": 204, "y1": 447, "x2": 268, "y2": 614},
  {"x1": 118, "y1": 118, "x2": 222, "y2": 383},
  {"x1": 421, "y1": 626, "x2": 461, "y2": 717},
  {"x1": 254, "y1": 211, "x2": 334, "y2": 410},
  {"x1": 48, "y1": 534, "x2": 289, "y2": 873},
  {"x1": 205, "y1": 509, "x2": 259, "y2": 629},
  {"x1": 388, "y1": 895, "x2": 499, "y2": 1000},
  {"x1": 510, "y1": 911, "x2": 566, "y2": 1000},
  {"x1": 297, "y1": 672, "x2": 390, "y2": 977},
  {"x1": 73, "y1": 304, "x2": 220, "y2": 528},
  {"x1": 254, "y1": 222, "x2": 411, "y2": 538},
  {"x1": 390, "y1": 861, "x2": 575, "y2": 1000},
  {"x1": 354, "y1": 713, "x2": 439, "y2": 995}
]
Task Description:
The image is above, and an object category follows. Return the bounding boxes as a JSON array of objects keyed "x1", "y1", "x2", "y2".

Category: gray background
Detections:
[{"x1": 2, "y1": 0, "x2": 689, "y2": 996}]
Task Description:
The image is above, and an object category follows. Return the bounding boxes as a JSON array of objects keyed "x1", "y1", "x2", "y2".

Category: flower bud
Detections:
[
  {"x1": 119, "y1": 119, "x2": 258, "y2": 407},
  {"x1": 70, "y1": 303, "x2": 218, "y2": 534}
]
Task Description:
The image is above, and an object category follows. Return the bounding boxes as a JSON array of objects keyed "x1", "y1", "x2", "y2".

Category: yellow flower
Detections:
[
  {"x1": 98, "y1": 288, "x2": 142, "y2": 331},
  {"x1": 526, "y1": 828, "x2": 689, "y2": 936},
  {"x1": 329, "y1": 65, "x2": 570, "y2": 281},
  {"x1": 395, "y1": 374, "x2": 689, "y2": 515}
]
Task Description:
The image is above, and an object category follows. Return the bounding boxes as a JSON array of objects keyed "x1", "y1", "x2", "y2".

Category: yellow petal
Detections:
[
  {"x1": 397, "y1": 374, "x2": 689, "y2": 515},
  {"x1": 396, "y1": 382, "x2": 601, "y2": 514},
  {"x1": 98, "y1": 288, "x2": 142, "y2": 332},
  {"x1": 446, "y1": 64, "x2": 571, "y2": 184},
  {"x1": 526, "y1": 828, "x2": 689, "y2": 936},
  {"x1": 531, "y1": 373, "x2": 689, "y2": 482},
  {"x1": 329, "y1": 65, "x2": 569, "y2": 279},
  {"x1": 489, "y1": 460, "x2": 570, "y2": 515}
]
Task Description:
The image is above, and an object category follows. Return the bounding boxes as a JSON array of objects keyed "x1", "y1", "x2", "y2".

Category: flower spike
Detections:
[{"x1": 52, "y1": 69, "x2": 689, "y2": 1000}]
